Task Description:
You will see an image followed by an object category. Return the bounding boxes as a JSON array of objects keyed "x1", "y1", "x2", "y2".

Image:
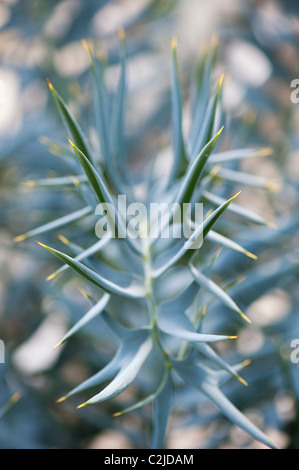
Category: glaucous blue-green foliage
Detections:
[{"x1": 16, "y1": 35, "x2": 279, "y2": 449}]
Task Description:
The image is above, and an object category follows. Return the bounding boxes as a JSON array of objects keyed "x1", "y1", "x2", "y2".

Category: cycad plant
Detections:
[{"x1": 16, "y1": 34, "x2": 279, "y2": 449}]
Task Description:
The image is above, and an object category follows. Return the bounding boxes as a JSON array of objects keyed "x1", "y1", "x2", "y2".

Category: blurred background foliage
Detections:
[{"x1": 0, "y1": 0, "x2": 298, "y2": 449}]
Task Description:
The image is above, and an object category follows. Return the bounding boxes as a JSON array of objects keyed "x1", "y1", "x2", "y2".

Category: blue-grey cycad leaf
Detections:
[
  {"x1": 216, "y1": 167, "x2": 280, "y2": 192},
  {"x1": 59, "y1": 331, "x2": 149, "y2": 400},
  {"x1": 81, "y1": 335, "x2": 153, "y2": 406},
  {"x1": 213, "y1": 360, "x2": 251, "y2": 386},
  {"x1": 208, "y1": 147, "x2": 272, "y2": 164},
  {"x1": 157, "y1": 299, "x2": 234, "y2": 344},
  {"x1": 175, "y1": 128, "x2": 223, "y2": 206},
  {"x1": 0, "y1": 393, "x2": 21, "y2": 420},
  {"x1": 191, "y1": 75, "x2": 223, "y2": 159},
  {"x1": 203, "y1": 190, "x2": 276, "y2": 228},
  {"x1": 37, "y1": 243, "x2": 146, "y2": 298},
  {"x1": 158, "y1": 281, "x2": 199, "y2": 315},
  {"x1": 206, "y1": 230, "x2": 257, "y2": 260},
  {"x1": 83, "y1": 40, "x2": 111, "y2": 162},
  {"x1": 203, "y1": 385, "x2": 277, "y2": 448},
  {"x1": 151, "y1": 373, "x2": 173, "y2": 449},
  {"x1": 47, "y1": 80, "x2": 94, "y2": 163},
  {"x1": 48, "y1": 235, "x2": 111, "y2": 280},
  {"x1": 84, "y1": 38, "x2": 129, "y2": 194},
  {"x1": 112, "y1": 33, "x2": 128, "y2": 181},
  {"x1": 194, "y1": 342, "x2": 247, "y2": 385},
  {"x1": 70, "y1": 140, "x2": 141, "y2": 255},
  {"x1": 189, "y1": 263, "x2": 250, "y2": 323},
  {"x1": 153, "y1": 192, "x2": 240, "y2": 278},
  {"x1": 25, "y1": 174, "x2": 88, "y2": 189},
  {"x1": 189, "y1": 43, "x2": 217, "y2": 155},
  {"x1": 55, "y1": 293, "x2": 110, "y2": 348},
  {"x1": 100, "y1": 311, "x2": 147, "y2": 341},
  {"x1": 113, "y1": 367, "x2": 170, "y2": 417},
  {"x1": 14, "y1": 206, "x2": 93, "y2": 243},
  {"x1": 80, "y1": 285, "x2": 140, "y2": 342},
  {"x1": 155, "y1": 129, "x2": 223, "y2": 244},
  {"x1": 175, "y1": 362, "x2": 277, "y2": 448},
  {"x1": 167, "y1": 38, "x2": 187, "y2": 184}
]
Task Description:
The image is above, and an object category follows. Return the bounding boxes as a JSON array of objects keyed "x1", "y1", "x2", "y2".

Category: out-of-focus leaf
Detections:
[
  {"x1": 189, "y1": 38, "x2": 218, "y2": 155},
  {"x1": 151, "y1": 372, "x2": 173, "y2": 449},
  {"x1": 216, "y1": 167, "x2": 281, "y2": 192},
  {"x1": 24, "y1": 175, "x2": 87, "y2": 189},
  {"x1": 191, "y1": 74, "x2": 223, "y2": 159},
  {"x1": 112, "y1": 30, "x2": 128, "y2": 180},
  {"x1": 203, "y1": 190, "x2": 276, "y2": 228},
  {"x1": 14, "y1": 206, "x2": 92, "y2": 243},
  {"x1": 167, "y1": 37, "x2": 188, "y2": 183},
  {"x1": 0, "y1": 393, "x2": 21, "y2": 420},
  {"x1": 209, "y1": 147, "x2": 273, "y2": 164},
  {"x1": 206, "y1": 230, "x2": 257, "y2": 259}
]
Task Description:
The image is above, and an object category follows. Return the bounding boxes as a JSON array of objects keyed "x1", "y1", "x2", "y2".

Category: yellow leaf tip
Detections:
[
  {"x1": 69, "y1": 175, "x2": 80, "y2": 187},
  {"x1": 266, "y1": 180, "x2": 282, "y2": 193},
  {"x1": 53, "y1": 341, "x2": 63, "y2": 350},
  {"x1": 58, "y1": 234, "x2": 69, "y2": 245},
  {"x1": 231, "y1": 191, "x2": 242, "y2": 201},
  {"x1": 172, "y1": 36, "x2": 177, "y2": 51},
  {"x1": 237, "y1": 375, "x2": 248, "y2": 387},
  {"x1": 239, "y1": 310, "x2": 251, "y2": 324},
  {"x1": 245, "y1": 251, "x2": 258, "y2": 260},
  {"x1": 211, "y1": 34, "x2": 219, "y2": 47},
  {"x1": 24, "y1": 180, "x2": 36, "y2": 187},
  {"x1": 81, "y1": 38, "x2": 89, "y2": 52},
  {"x1": 217, "y1": 126, "x2": 224, "y2": 136},
  {"x1": 118, "y1": 27, "x2": 126, "y2": 42},
  {"x1": 258, "y1": 147, "x2": 273, "y2": 157},
  {"x1": 242, "y1": 359, "x2": 251, "y2": 368},
  {"x1": 79, "y1": 288, "x2": 89, "y2": 299},
  {"x1": 56, "y1": 396, "x2": 67, "y2": 404},
  {"x1": 13, "y1": 234, "x2": 27, "y2": 243},
  {"x1": 266, "y1": 220, "x2": 278, "y2": 230},
  {"x1": 11, "y1": 392, "x2": 22, "y2": 403},
  {"x1": 46, "y1": 78, "x2": 54, "y2": 91},
  {"x1": 35, "y1": 240, "x2": 47, "y2": 248},
  {"x1": 77, "y1": 403, "x2": 87, "y2": 409}
]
